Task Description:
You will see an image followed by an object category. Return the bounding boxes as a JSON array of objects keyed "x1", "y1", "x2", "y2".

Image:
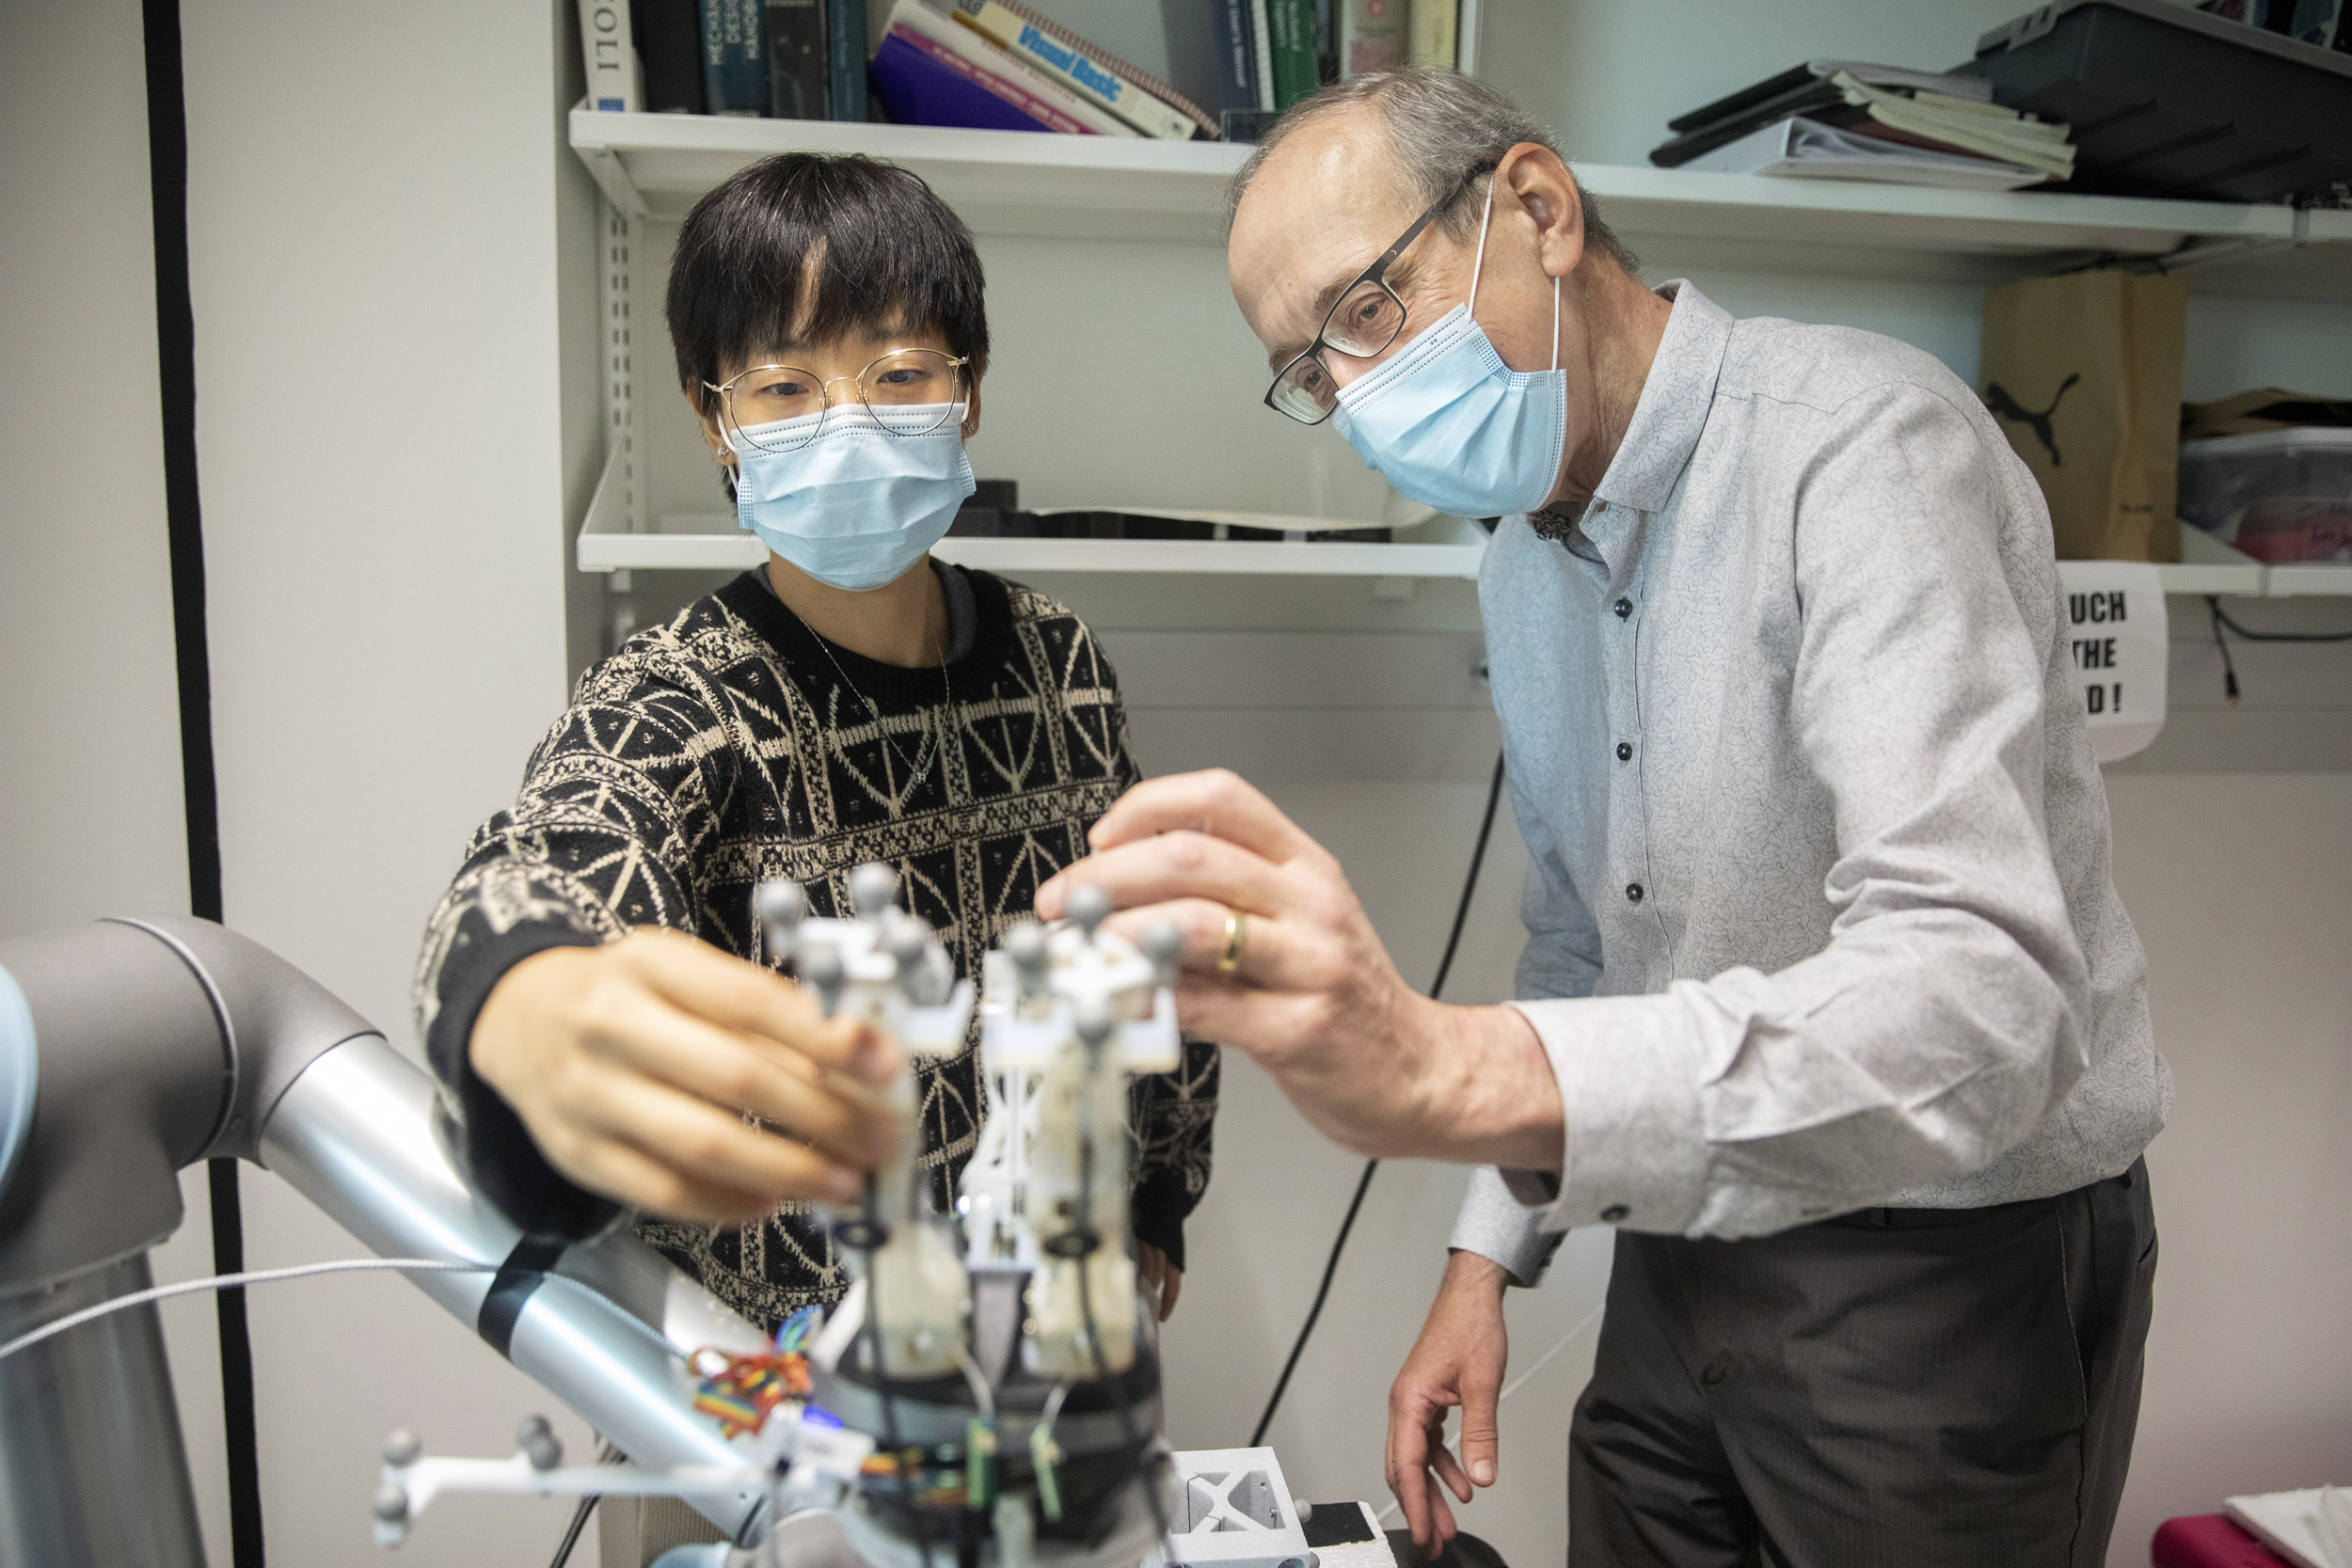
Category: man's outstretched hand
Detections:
[
  {"x1": 1036, "y1": 769, "x2": 1562, "y2": 1169},
  {"x1": 1389, "y1": 1252, "x2": 1512, "y2": 1560}
]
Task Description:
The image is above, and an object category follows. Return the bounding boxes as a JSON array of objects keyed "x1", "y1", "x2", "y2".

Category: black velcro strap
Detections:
[{"x1": 477, "y1": 1233, "x2": 569, "y2": 1358}]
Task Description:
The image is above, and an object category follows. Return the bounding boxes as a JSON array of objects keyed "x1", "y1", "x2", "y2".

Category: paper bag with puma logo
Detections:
[{"x1": 1979, "y1": 269, "x2": 2187, "y2": 562}]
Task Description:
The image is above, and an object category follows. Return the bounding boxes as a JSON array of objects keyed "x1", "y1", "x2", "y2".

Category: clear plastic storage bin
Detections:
[{"x1": 2178, "y1": 428, "x2": 2352, "y2": 564}]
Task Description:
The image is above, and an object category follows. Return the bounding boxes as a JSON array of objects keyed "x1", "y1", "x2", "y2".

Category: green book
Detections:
[{"x1": 1268, "y1": 0, "x2": 1317, "y2": 108}]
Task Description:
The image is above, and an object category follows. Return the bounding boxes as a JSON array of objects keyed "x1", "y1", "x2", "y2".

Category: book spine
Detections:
[
  {"x1": 882, "y1": 2, "x2": 1136, "y2": 134},
  {"x1": 1249, "y1": 0, "x2": 1276, "y2": 111},
  {"x1": 766, "y1": 0, "x2": 829, "y2": 119},
  {"x1": 1406, "y1": 0, "x2": 1456, "y2": 70},
  {"x1": 884, "y1": 21, "x2": 1095, "y2": 133},
  {"x1": 579, "y1": 0, "x2": 641, "y2": 111},
  {"x1": 827, "y1": 0, "x2": 867, "y2": 119},
  {"x1": 951, "y1": 2, "x2": 1194, "y2": 138},
  {"x1": 1314, "y1": 0, "x2": 1338, "y2": 84},
  {"x1": 635, "y1": 0, "x2": 707, "y2": 112},
  {"x1": 1338, "y1": 0, "x2": 1405, "y2": 76},
  {"x1": 1268, "y1": 0, "x2": 1316, "y2": 107},
  {"x1": 1209, "y1": 0, "x2": 1258, "y2": 115},
  {"x1": 701, "y1": 0, "x2": 770, "y2": 114}
]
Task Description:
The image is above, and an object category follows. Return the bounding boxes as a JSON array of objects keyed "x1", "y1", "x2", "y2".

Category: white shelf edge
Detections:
[
  {"x1": 2261, "y1": 562, "x2": 2352, "y2": 596},
  {"x1": 576, "y1": 501, "x2": 1489, "y2": 579}
]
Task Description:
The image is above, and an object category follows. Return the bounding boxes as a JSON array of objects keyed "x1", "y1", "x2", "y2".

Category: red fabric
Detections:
[{"x1": 2152, "y1": 1515, "x2": 2296, "y2": 1568}]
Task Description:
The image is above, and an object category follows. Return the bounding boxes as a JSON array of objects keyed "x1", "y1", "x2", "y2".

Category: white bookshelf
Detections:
[
  {"x1": 570, "y1": 108, "x2": 2351, "y2": 293},
  {"x1": 567, "y1": 111, "x2": 2352, "y2": 596}
]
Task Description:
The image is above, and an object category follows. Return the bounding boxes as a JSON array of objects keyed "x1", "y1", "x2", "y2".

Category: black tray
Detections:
[{"x1": 1969, "y1": 0, "x2": 2352, "y2": 201}]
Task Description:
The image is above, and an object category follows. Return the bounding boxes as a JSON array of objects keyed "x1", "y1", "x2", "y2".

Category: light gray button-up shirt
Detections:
[{"x1": 1451, "y1": 281, "x2": 2169, "y2": 1283}]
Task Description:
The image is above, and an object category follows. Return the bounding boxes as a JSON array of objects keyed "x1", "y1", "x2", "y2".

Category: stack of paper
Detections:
[{"x1": 1654, "y1": 59, "x2": 2074, "y2": 189}]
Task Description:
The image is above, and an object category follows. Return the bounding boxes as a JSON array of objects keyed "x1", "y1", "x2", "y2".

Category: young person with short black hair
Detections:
[{"x1": 415, "y1": 153, "x2": 1217, "y2": 1336}]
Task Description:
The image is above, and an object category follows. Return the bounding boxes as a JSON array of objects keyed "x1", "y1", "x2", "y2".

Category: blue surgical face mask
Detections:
[
  {"x1": 1329, "y1": 182, "x2": 1566, "y2": 519},
  {"x1": 728, "y1": 403, "x2": 976, "y2": 592}
]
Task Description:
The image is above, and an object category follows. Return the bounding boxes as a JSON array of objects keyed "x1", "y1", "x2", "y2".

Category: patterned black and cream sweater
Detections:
[{"x1": 414, "y1": 565, "x2": 1218, "y2": 1331}]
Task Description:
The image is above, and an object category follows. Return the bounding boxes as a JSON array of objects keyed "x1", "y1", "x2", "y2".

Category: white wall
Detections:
[
  {"x1": 0, "y1": 0, "x2": 189, "y2": 936},
  {"x1": 157, "y1": 1, "x2": 600, "y2": 1561}
]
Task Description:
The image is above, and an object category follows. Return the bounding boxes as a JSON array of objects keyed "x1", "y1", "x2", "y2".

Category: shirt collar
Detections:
[{"x1": 1588, "y1": 280, "x2": 1732, "y2": 516}]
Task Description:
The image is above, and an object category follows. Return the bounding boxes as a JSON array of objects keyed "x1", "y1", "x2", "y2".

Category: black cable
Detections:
[
  {"x1": 546, "y1": 1437, "x2": 630, "y2": 1568},
  {"x1": 2206, "y1": 594, "x2": 2352, "y2": 642},
  {"x1": 140, "y1": 3, "x2": 261, "y2": 1563},
  {"x1": 2206, "y1": 597, "x2": 2242, "y2": 705},
  {"x1": 1247, "y1": 749, "x2": 1508, "y2": 1449}
]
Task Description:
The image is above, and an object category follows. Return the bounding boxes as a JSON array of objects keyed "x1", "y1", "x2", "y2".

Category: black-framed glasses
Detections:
[
  {"x1": 1263, "y1": 161, "x2": 1497, "y2": 426},
  {"x1": 707, "y1": 348, "x2": 972, "y2": 453}
]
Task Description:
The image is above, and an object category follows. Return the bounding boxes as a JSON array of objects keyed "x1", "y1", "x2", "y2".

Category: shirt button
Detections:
[
  {"x1": 1700, "y1": 1360, "x2": 1729, "y2": 1387},
  {"x1": 1613, "y1": 597, "x2": 1632, "y2": 619},
  {"x1": 1615, "y1": 741, "x2": 1632, "y2": 762},
  {"x1": 1599, "y1": 1204, "x2": 1629, "y2": 1223},
  {"x1": 1626, "y1": 882, "x2": 1645, "y2": 904}
]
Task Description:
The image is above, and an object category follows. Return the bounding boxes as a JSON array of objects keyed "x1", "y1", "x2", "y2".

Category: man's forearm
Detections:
[{"x1": 1405, "y1": 999, "x2": 1564, "y2": 1172}]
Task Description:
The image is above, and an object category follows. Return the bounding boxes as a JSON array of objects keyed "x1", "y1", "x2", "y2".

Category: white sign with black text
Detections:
[{"x1": 2053, "y1": 560, "x2": 2167, "y2": 765}]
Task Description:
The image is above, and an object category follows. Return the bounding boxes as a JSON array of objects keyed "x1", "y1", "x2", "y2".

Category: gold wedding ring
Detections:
[{"x1": 1217, "y1": 908, "x2": 1248, "y2": 974}]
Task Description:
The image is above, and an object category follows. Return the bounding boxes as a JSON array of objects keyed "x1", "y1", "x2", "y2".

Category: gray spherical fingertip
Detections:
[
  {"x1": 1073, "y1": 996, "x2": 1116, "y2": 1049},
  {"x1": 755, "y1": 879, "x2": 808, "y2": 932},
  {"x1": 382, "y1": 1429, "x2": 421, "y2": 1467},
  {"x1": 1005, "y1": 921, "x2": 1048, "y2": 976},
  {"x1": 850, "y1": 862, "x2": 900, "y2": 917},
  {"x1": 1140, "y1": 919, "x2": 1183, "y2": 980},
  {"x1": 1067, "y1": 883, "x2": 1114, "y2": 939},
  {"x1": 373, "y1": 1482, "x2": 409, "y2": 1523}
]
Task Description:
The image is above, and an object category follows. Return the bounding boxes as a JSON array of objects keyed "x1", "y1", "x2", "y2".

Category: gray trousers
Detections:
[{"x1": 1567, "y1": 1162, "x2": 2155, "y2": 1568}]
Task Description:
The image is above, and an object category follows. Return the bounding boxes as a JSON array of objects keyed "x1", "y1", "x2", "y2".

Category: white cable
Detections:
[
  {"x1": 1498, "y1": 1303, "x2": 1604, "y2": 1402},
  {"x1": 1372, "y1": 1302, "x2": 1608, "y2": 1528},
  {"x1": 0, "y1": 1258, "x2": 488, "y2": 1365}
]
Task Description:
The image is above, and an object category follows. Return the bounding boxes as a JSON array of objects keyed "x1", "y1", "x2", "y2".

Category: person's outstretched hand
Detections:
[
  {"x1": 1389, "y1": 1251, "x2": 1512, "y2": 1560},
  {"x1": 1036, "y1": 769, "x2": 1561, "y2": 1170},
  {"x1": 470, "y1": 928, "x2": 902, "y2": 1224}
]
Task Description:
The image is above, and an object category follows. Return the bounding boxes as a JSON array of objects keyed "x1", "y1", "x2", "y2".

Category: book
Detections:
[
  {"x1": 1209, "y1": 0, "x2": 1259, "y2": 119},
  {"x1": 950, "y1": 0, "x2": 1201, "y2": 138},
  {"x1": 767, "y1": 0, "x2": 828, "y2": 119},
  {"x1": 827, "y1": 0, "x2": 867, "y2": 120},
  {"x1": 634, "y1": 0, "x2": 707, "y2": 112},
  {"x1": 1250, "y1": 0, "x2": 1277, "y2": 110},
  {"x1": 1685, "y1": 115, "x2": 2054, "y2": 189},
  {"x1": 871, "y1": 0, "x2": 1136, "y2": 135},
  {"x1": 1666, "y1": 59, "x2": 1988, "y2": 135},
  {"x1": 1650, "y1": 60, "x2": 2049, "y2": 171},
  {"x1": 1830, "y1": 71, "x2": 2074, "y2": 178},
  {"x1": 1267, "y1": 0, "x2": 1318, "y2": 107},
  {"x1": 1407, "y1": 0, "x2": 1456, "y2": 71},
  {"x1": 578, "y1": 0, "x2": 641, "y2": 111},
  {"x1": 701, "y1": 0, "x2": 771, "y2": 115},
  {"x1": 1339, "y1": 0, "x2": 1406, "y2": 76}
]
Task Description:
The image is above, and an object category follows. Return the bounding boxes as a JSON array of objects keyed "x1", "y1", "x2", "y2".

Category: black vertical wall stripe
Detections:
[{"x1": 140, "y1": 3, "x2": 266, "y2": 1565}]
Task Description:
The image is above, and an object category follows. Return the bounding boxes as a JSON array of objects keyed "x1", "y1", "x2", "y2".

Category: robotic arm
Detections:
[{"x1": 0, "y1": 888, "x2": 1322, "y2": 1568}]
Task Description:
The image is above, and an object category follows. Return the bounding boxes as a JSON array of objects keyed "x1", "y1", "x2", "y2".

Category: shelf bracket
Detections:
[{"x1": 597, "y1": 194, "x2": 645, "y2": 540}]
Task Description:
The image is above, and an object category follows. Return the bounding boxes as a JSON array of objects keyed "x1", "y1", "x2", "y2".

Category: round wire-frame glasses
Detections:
[{"x1": 708, "y1": 348, "x2": 972, "y2": 452}]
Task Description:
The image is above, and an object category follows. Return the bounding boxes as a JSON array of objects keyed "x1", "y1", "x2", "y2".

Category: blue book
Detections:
[
  {"x1": 828, "y1": 0, "x2": 868, "y2": 120},
  {"x1": 1210, "y1": 0, "x2": 1258, "y2": 119},
  {"x1": 870, "y1": 27, "x2": 1056, "y2": 132},
  {"x1": 701, "y1": 0, "x2": 771, "y2": 115}
]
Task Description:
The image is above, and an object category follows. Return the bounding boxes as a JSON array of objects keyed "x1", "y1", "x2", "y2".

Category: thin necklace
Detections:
[{"x1": 810, "y1": 593, "x2": 953, "y2": 800}]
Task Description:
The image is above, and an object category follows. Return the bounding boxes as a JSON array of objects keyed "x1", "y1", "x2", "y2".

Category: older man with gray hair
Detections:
[{"x1": 1037, "y1": 69, "x2": 2167, "y2": 1567}]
